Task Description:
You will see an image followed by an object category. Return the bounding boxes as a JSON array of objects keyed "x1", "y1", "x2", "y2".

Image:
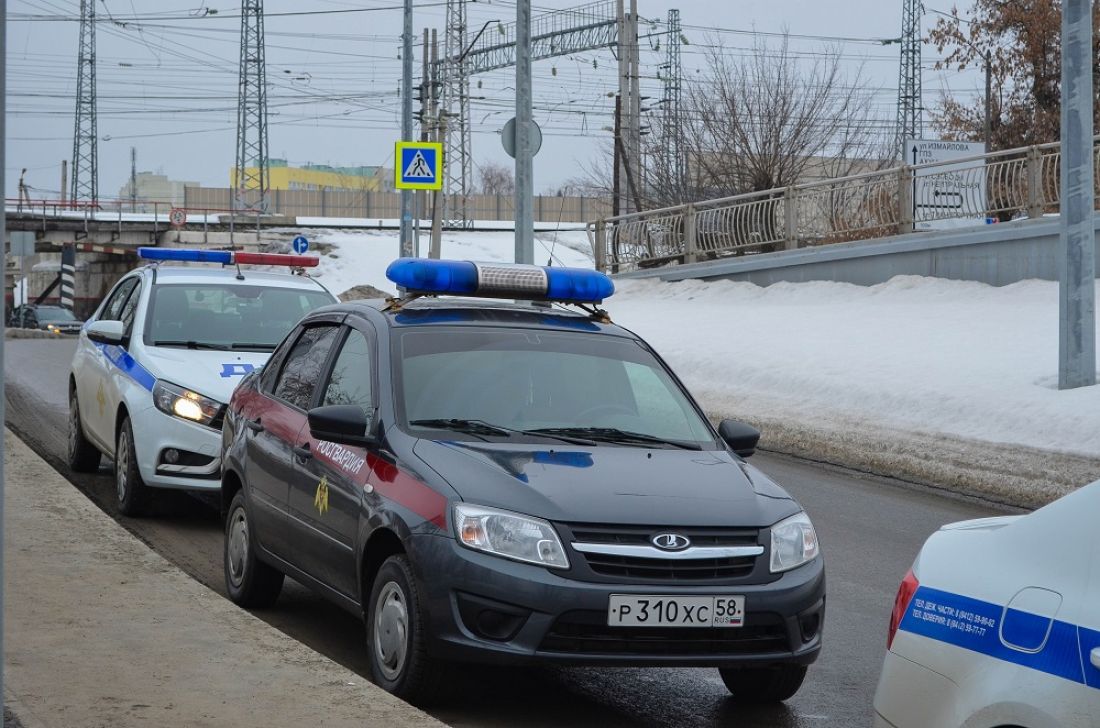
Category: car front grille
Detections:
[
  {"x1": 539, "y1": 610, "x2": 790, "y2": 655},
  {"x1": 559, "y1": 523, "x2": 764, "y2": 583}
]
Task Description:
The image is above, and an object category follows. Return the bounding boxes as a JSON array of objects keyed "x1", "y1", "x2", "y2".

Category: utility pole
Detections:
[
  {"x1": 60, "y1": 160, "x2": 67, "y2": 205},
  {"x1": 129, "y1": 146, "x2": 138, "y2": 212},
  {"x1": 515, "y1": 0, "x2": 534, "y2": 264},
  {"x1": 895, "y1": 0, "x2": 922, "y2": 156},
  {"x1": 1058, "y1": 0, "x2": 1097, "y2": 390},
  {"x1": 235, "y1": 0, "x2": 270, "y2": 213},
  {"x1": 71, "y1": 0, "x2": 98, "y2": 204},
  {"x1": 400, "y1": 0, "x2": 415, "y2": 258},
  {"x1": 1, "y1": 0, "x2": 8, "y2": 707},
  {"x1": 430, "y1": 29, "x2": 444, "y2": 257},
  {"x1": 982, "y1": 51, "x2": 991, "y2": 153}
]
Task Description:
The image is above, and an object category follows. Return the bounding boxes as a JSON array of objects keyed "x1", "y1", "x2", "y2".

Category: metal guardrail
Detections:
[{"x1": 588, "y1": 138, "x2": 1096, "y2": 272}]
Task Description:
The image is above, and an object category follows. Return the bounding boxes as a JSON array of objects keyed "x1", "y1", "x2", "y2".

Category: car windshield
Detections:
[
  {"x1": 144, "y1": 283, "x2": 334, "y2": 351},
  {"x1": 34, "y1": 307, "x2": 78, "y2": 322},
  {"x1": 396, "y1": 327, "x2": 718, "y2": 448}
]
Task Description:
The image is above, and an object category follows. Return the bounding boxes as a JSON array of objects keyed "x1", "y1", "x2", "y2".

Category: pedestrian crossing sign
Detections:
[{"x1": 395, "y1": 141, "x2": 443, "y2": 190}]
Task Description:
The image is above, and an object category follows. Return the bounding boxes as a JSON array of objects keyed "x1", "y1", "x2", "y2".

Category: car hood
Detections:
[
  {"x1": 140, "y1": 346, "x2": 271, "y2": 403},
  {"x1": 411, "y1": 439, "x2": 799, "y2": 527}
]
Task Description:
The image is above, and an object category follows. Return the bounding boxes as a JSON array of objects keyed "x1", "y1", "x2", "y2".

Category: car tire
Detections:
[
  {"x1": 366, "y1": 555, "x2": 444, "y2": 704},
  {"x1": 718, "y1": 664, "x2": 807, "y2": 703},
  {"x1": 115, "y1": 416, "x2": 149, "y2": 517},
  {"x1": 223, "y1": 490, "x2": 284, "y2": 608},
  {"x1": 67, "y1": 389, "x2": 101, "y2": 472}
]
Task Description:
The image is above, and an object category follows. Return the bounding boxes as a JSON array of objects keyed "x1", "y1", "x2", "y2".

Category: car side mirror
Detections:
[
  {"x1": 718, "y1": 419, "x2": 761, "y2": 458},
  {"x1": 308, "y1": 404, "x2": 377, "y2": 448},
  {"x1": 86, "y1": 319, "x2": 125, "y2": 345}
]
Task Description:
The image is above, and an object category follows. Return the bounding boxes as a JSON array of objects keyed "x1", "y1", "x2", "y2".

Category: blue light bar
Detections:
[
  {"x1": 138, "y1": 247, "x2": 233, "y2": 264},
  {"x1": 386, "y1": 258, "x2": 614, "y2": 304}
]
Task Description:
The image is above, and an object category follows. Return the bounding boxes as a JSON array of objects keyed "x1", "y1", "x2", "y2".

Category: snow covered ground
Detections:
[{"x1": 278, "y1": 227, "x2": 1100, "y2": 505}]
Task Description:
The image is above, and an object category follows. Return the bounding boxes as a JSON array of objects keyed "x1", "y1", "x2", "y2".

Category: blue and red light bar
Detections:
[
  {"x1": 386, "y1": 258, "x2": 614, "y2": 304},
  {"x1": 137, "y1": 247, "x2": 319, "y2": 268}
]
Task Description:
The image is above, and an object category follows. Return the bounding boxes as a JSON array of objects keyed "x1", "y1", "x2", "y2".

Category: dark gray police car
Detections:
[{"x1": 220, "y1": 258, "x2": 824, "y2": 705}]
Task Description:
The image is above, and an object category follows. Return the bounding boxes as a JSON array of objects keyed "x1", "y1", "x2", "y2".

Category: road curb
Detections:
[{"x1": 2, "y1": 429, "x2": 446, "y2": 728}]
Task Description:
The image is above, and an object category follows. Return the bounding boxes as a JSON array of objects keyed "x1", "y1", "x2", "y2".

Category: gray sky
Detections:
[{"x1": 5, "y1": 0, "x2": 982, "y2": 201}]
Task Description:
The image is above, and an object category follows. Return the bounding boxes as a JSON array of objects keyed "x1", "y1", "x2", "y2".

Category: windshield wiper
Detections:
[
  {"x1": 526, "y1": 427, "x2": 702, "y2": 450},
  {"x1": 229, "y1": 342, "x2": 277, "y2": 351},
  {"x1": 152, "y1": 340, "x2": 230, "y2": 351},
  {"x1": 409, "y1": 418, "x2": 514, "y2": 438}
]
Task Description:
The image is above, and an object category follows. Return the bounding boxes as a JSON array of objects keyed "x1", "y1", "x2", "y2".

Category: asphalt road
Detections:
[{"x1": 4, "y1": 338, "x2": 1011, "y2": 728}]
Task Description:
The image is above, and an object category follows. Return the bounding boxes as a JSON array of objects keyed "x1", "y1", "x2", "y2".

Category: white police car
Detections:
[
  {"x1": 68, "y1": 248, "x2": 338, "y2": 515},
  {"x1": 874, "y1": 479, "x2": 1100, "y2": 728}
]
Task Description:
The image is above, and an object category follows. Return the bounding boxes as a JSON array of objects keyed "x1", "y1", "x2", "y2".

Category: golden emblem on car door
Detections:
[{"x1": 314, "y1": 475, "x2": 330, "y2": 516}]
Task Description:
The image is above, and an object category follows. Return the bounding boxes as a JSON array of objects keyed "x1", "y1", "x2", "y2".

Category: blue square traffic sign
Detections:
[{"x1": 395, "y1": 141, "x2": 443, "y2": 190}]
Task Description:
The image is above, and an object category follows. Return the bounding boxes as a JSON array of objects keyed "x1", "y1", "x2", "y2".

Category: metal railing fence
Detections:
[{"x1": 589, "y1": 138, "x2": 1097, "y2": 272}]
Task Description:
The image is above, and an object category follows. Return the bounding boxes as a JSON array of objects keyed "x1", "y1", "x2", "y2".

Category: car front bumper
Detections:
[
  {"x1": 408, "y1": 533, "x2": 825, "y2": 667},
  {"x1": 129, "y1": 404, "x2": 222, "y2": 491}
]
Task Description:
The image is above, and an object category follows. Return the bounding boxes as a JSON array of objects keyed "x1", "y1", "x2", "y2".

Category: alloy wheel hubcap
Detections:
[
  {"x1": 227, "y1": 508, "x2": 249, "y2": 587},
  {"x1": 116, "y1": 432, "x2": 129, "y2": 503},
  {"x1": 373, "y1": 582, "x2": 409, "y2": 681}
]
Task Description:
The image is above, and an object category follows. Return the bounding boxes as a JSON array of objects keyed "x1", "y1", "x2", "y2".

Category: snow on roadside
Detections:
[{"x1": 611, "y1": 276, "x2": 1100, "y2": 460}]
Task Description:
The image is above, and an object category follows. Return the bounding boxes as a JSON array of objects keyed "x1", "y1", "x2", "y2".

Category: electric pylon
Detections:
[
  {"x1": 235, "y1": 0, "x2": 270, "y2": 212},
  {"x1": 71, "y1": 0, "x2": 98, "y2": 204},
  {"x1": 895, "y1": 0, "x2": 922, "y2": 155}
]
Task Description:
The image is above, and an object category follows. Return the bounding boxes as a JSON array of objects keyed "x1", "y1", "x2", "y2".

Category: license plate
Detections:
[{"x1": 607, "y1": 594, "x2": 745, "y2": 628}]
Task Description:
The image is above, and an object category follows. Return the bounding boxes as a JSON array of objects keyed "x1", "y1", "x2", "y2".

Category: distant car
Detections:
[
  {"x1": 68, "y1": 248, "x2": 338, "y2": 516},
  {"x1": 874, "y1": 479, "x2": 1100, "y2": 728},
  {"x1": 220, "y1": 258, "x2": 825, "y2": 706},
  {"x1": 8, "y1": 303, "x2": 83, "y2": 335}
]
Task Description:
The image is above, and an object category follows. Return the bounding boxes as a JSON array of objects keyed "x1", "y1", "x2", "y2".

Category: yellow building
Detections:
[{"x1": 230, "y1": 159, "x2": 390, "y2": 192}]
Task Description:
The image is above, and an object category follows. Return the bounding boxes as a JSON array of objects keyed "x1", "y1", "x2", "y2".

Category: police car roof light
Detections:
[
  {"x1": 234, "y1": 252, "x2": 320, "y2": 268},
  {"x1": 137, "y1": 248, "x2": 319, "y2": 268},
  {"x1": 385, "y1": 258, "x2": 613, "y2": 303},
  {"x1": 138, "y1": 247, "x2": 233, "y2": 264}
]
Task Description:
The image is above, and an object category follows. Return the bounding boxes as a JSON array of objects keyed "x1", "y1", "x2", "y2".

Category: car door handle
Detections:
[
  {"x1": 244, "y1": 418, "x2": 264, "y2": 433},
  {"x1": 293, "y1": 443, "x2": 312, "y2": 462},
  {"x1": 1091, "y1": 647, "x2": 1100, "y2": 670}
]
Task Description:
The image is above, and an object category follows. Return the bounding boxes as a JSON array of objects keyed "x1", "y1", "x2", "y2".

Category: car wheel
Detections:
[
  {"x1": 718, "y1": 664, "x2": 807, "y2": 703},
  {"x1": 67, "y1": 389, "x2": 101, "y2": 472},
  {"x1": 224, "y1": 490, "x2": 284, "y2": 607},
  {"x1": 115, "y1": 416, "x2": 148, "y2": 517},
  {"x1": 366, "y1": 555, "x2": 444, "y2": 704}
]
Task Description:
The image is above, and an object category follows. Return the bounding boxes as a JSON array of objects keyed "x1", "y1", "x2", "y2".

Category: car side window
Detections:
[
  {"x1": 272, "y1": 325, "x2": 341, "y2": 410},
  {"x1": 118, "y1": 281, "x2": 142, "y2": 334},
  {"x1": 322, "y1": 328, "x2": 374, "y2": 412},
  {"x1": 100, "y1": 278, "x2": 139, "y2": 322}
]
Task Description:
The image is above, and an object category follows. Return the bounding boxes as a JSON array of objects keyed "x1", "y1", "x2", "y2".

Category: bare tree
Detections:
[
  {"x1": 477, "y1": 161, "x2": 515, "y2": 195},
  {"x1": 677, "y1": 36, "x2": 886, "y2": 199}
]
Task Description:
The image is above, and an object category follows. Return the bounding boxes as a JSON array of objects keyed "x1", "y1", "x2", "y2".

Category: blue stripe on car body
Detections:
[
  {"x1": 899, "y1": 585, "x2": 1095, "y2": 689},
  {"x1": 94, "y1": 342, "x2": 156, "y2": 391}
]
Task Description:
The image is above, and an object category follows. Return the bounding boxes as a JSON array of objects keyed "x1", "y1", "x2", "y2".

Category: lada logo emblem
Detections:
[{"x1": 652, "y1": 533, "x2": 691, "y2": 551}]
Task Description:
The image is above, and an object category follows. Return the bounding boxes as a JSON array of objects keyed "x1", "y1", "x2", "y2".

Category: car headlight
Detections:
[
  {"x1": 453, "y1": 503, "x2": 569, "y2": 570},
  {"x1": 46, "y1": 324, "x2": 61, "y2": 334},
  {"x1": 770, "y1": 511, "x2": 819, "y2": 573},
  {"x1": 153, "y1": 380, "x2": 224, "y2": 427}
]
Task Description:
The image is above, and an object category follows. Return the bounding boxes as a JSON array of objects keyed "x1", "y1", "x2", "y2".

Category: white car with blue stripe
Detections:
[
  {"x1": 68, "y1": 248, "x2": 337, "y2": 516},
  {"x1": 874, "y1": 479, "x2": 1100, "y2": 728}
]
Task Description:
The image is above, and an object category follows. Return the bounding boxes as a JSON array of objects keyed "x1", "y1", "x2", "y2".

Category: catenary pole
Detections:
[
  {"x1": 1, "y1": 0, "x2": 8, "y2": 706},
  {"x1": 400, "y1": 0, "x2": 415, "y2": 258},
  {"x1": 1059, "y1": 0, "x2": 1097, "y2": 389},
  {"x1": 514, "y1": 0, "x2": 534, "y2": 264}
]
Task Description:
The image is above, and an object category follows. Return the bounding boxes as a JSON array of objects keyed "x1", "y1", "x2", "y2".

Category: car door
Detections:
[
  {"x1": 243, "y1": 322, "x2": 343, "y2": 562},
  {"x1": 1076, "y1": 516, "x2": 1100, "y2": 721},
  {"x1": 76, "y1": 276, "x2": 140, "y2": 450},
  {"x1": 286, "y1": 325, "x2": 376, "y2": 599}
]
